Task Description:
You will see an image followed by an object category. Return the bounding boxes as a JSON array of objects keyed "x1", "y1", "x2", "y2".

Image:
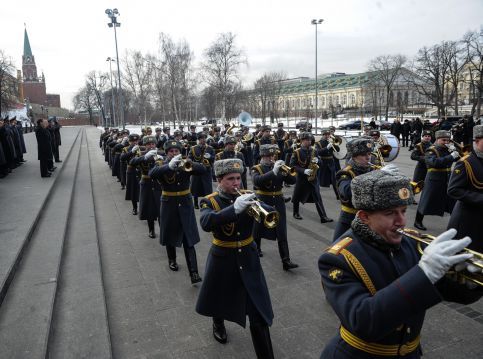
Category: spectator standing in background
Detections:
[{"x1": 35, "y1": 119, "x2": 54, "y2": 178}]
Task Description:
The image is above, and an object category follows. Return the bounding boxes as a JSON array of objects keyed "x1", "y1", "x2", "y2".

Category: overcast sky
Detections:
[{"x1": 1, "y1": 0, "x2": 482, "y2": 110}]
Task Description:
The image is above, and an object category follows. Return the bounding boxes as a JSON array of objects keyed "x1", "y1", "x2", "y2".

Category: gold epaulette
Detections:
[
  {"x1": 326, "y1": 237, "x2": 353, "y2": 255},
  {"x1": 204, "y1": 191, "x2": 219, "y2": 199},
  {"x1": 458, "y1": 154, "x2": 470, "y2": 162}
]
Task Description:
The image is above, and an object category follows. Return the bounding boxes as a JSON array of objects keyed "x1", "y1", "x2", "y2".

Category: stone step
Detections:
[
  {"x1": 47, "y1": 129, "x2": 112, "y2": 358},
  {"x1": 0, "y1": 130, "x2": 82, "y2": 358}
]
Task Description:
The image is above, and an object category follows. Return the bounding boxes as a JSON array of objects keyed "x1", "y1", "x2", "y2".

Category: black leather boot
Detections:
[
  {"x1": 414, "y1": 212, "x2": 426, "y2": 231},
  {"x1": 213, "y1": 318, "x2": 227, "y2": 344},
  {"x1": 249, "y1": 325, "x2": 274, "y2": 359},
  {"x1": 167, "y1": 246, "x2": 178, "y2": 271},
  {"x1": 316, "y1": 202, "x2": 333, "y2": 223},
  {"x1": 293, "y1": 202, "x2": 302, "y2": 219},
  {"x1": 278, "y1": 240, "x2": 298, "y2": 270},
  {"x1": 185, "y1": 246, "x2": 202, "y2": 283}
]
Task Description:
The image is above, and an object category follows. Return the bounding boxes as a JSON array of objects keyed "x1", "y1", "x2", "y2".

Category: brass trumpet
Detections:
[
  {"x1": 410, "y1": 181, "x2": 424, "y2": 195},
  {"x1": 280, "y1": 164, "x2": 296, "y2": 176},
  {"x1": 307, "y1": 157, "x2": 319, "y2": 182},
  {"x1": 398, "y1": 228, "x2": 483, "y2": 286},
  {"x1": 178, "y1": 158, "x2": 193, "y2": 172},
  {"x1": 449, "y1": 140, "x2": 472, "y2": 157},
  {"x1": 235, "y1": 189, "x2": 279, "y2": 229}
]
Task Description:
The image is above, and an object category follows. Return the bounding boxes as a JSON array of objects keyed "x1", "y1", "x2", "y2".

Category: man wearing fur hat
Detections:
[
  {"x1": 149, "y1": 140, "x2": 206, "y2": 284},
  {"x1": 253, "y1": 125, "x2": 276, "y2": 164},
  {"x1": 410, "y1": 130, "x2": 433, "y2": 184},
  {"x1": 315, "y1": 128, "x2": 339, "y2": 199},
  {"x1": 188, "y1": 132, "x2": 215, "y2": 209},
  {"x1": 196, "y1": 158, "x2": 275, "y2": 358},
  {"x1": 319, "y1": 170, "x2": 483, "y2": 358},
  {"x1": 414, "y1": 130, "x2": 459, "y2": 230},
  {"x1": 130, "y1": 135, "x2": 163, "y2": 238},
  {"x1": 251, "y1": 144, "x2": 298, "y2": 270},
  {"x1": 215, "y1": 135, "x2": 247, "y2": 188},
  {"x1": 121, "y1": 134, "x2": 141, "y2": 215},
  {"x1": 447, "y1": 125, "x2": 483, "y2": 251},
  {"x1": 290, "y1": 132, "x2": 333, "y2": 223}
]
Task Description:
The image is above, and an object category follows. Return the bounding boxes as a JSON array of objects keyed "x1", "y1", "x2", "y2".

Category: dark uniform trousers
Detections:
[
  {"x1": 333, "y1": 164, "x2": 373, "y2": 241},
  {"x1": 122, "y1": 147, "x2": 140, "y2": 210},
  {"x1": 447, "y1": 151, "x2": 483, "y2": 251},
  {"x1": 289, "y1": 147, "x2": 330, "y2": 219},
  {"x1": 149, "y1": 162, "x2": 205, "y2": 273},
  {"x1": 251, "y1": 163, "x2": 297, "y2": 261},
  {"x1": 316, "y1": 139, "x2": 338, "y2": 198},
  {"x1": 410, "y1": 141, "x2": 431, "y2": 183},
  {"x1": 215, "y1": 150, "x2": 248, "y2": 189},
  {"x1": 196, "y1": 191, "x2": 274, "y2": 356},
  {"x1": 319, "y1": 229, "x2": 483, "y2": 358},
  {"x1": 189, "y1": 145, "x2": 215, "y2": 206}
]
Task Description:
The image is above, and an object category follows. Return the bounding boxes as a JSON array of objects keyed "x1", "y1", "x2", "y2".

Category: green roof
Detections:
[
  {"x1": 24, "y1": 28, "x2": 33, "y2": 58},
  {"x1": 278, "y1": 73, "x2": 370, "y2": 95}
]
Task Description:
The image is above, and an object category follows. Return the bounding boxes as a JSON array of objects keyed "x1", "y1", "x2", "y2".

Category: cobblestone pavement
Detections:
[{"x1": 86, "y1": 128, "x2": 482, "y2": 359}]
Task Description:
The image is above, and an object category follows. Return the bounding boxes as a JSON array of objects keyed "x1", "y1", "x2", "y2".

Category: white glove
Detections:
[
  {"x1": 446, "y1": 144, "x2": 456, "y2": 152},
  {"x1": 304, "y1": 169, "x2": 313, "y2": 176},
  {"x1": 234, "y1": 193, "x2": 256, "y2": 214},
  {"x1": 144, "y1": 149, "x2": 158, "y2": 159},
  {"x1": 273, "y1": 160, "x2": 284, "y2": 175},
  {"x1": 380, "y1": 164, "x2": 399, "y2": 175},
  {"x1": 168, "y1": 154, "x2": 182, "y2": 170},
  {"x1": 131, "y1": 145, "x2": 140, "y2": 153},
  {"x1": 467, "y1": 259, "x2": 483, "y2": 274},
  {"x1": 451, "y1": 151, "x2": 460, "y2": 159},
  {"x1": 418, "y1": 229, "x2": 473, "y2": 284},
  {"x1": 326, "y1": 142, "x2": 334, "y2": 150},
  {"x1": 203, "y1": 152, "x2": 211, "y2": 159}
]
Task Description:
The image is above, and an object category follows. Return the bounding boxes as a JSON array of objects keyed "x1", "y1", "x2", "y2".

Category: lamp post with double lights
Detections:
[
  {"x1": 105, "y1": 8, "x2": 124, "y2": 129},
  {"x1": 106, "y1": 57, "x2": 117, "y2": 128},
  {"x1": 311, "y1": 18, "x2": 323, "y2": 134}
]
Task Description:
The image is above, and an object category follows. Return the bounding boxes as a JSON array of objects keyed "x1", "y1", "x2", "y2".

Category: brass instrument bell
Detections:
[{"x1": 235, "y1": 189, "x2": 279, "y2": 228}]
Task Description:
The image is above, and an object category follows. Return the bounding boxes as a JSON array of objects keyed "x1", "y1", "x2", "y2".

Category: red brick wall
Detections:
[
  {"x1": 23, "y1": 82, "x2": 46, "y2": 105},
  {"x1": 46, "y1": 94, "x2": 61, "y2": 107}
]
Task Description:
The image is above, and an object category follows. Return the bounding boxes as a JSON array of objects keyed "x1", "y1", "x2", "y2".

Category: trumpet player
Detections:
[
  {"x1": 319, "y1": 170, "x2": 483, "y2": 359},
  {"x1": 251, "y1": 144, "x2": 298, "y2": 270},
  {"x1": 215, "y1": 135, "x2": 247, "y2": 189},
  {"x1": 315, "y1": 128, "x2": 339, "y2": 199},
  {"x1": 149, "y1": 140, "x2": 206, "y2": 284},
  {"x1": 188, "y1": 132, "x2": 215, "y2": 209},
  {"x1": 290, "y1": 132, "x2": 333, "y2": 223},
  {"x1": 130, "y1": 136, "x2": 162, "y2": 238},
  {"x1": 196, "y1": 159, "x2": 275, "y2": 358},
  {"x1": 447, "y1": 125, "x2": 483, "y2": 251},
  {"x1": 414, "y1": 130, "x2": 459, "y2": 231}
]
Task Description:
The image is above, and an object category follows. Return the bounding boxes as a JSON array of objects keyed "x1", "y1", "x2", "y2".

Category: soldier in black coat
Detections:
[
  {"x1": 273, "y1": 122, "x2": 287, "y2": 153},
  {"x1": 333, "y1": 138, "x2": 376, "y2": 241},
  {"x1": 253, "y1": 125, "x2": 276, "y2": 164},
  {"x1": 329, "y1": 126, "x2": 342, "y2": 173},
  {"x1": 188, "y1": 133, "x2": 214, "y2": 208},
  {"x1": 121, "y1": 134, "x2": 141, "y2": 214},
  {"x1": 447, "y1": 125, "x2": 483, "y2": 251},
  {"x1": 282, "y1": 130, "x2": 297, "y2": 166},
  {"x1": 215, "y1": 136, "x2": 247, "y2": 189},
  {"x1": 196, "y1": 158, "x2": 275, "y2": 358},
  {"x1": 414, "y1": 130, "x2": 459, "y2": 230},
  {"x1": 251, "y1": 144, "x2": 298, "y2": 270},
  {"x1": 149, "y1": 140, "x2": 205, "y2": 284},
  {"x1": 130, "y1": 136, "x2": 162, "y2": 238},
  {"x1": 315, "y1": 128, "x2": 338, "y2": 199},
  {"x1": 290, "y1": 132, "x2": 332, "y2": 223},
  {"x1": 410, "y1": 130, "x2": 432, "y2": 183},
  {"x1": 35, "y1": 119, "x2": 54, "y2": 177},
  {"x1": 52, "y1": 119, "x2": 62, "y2": 162}
]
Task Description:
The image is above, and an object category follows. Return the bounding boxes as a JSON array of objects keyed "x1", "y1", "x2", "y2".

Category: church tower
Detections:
[{"x1": 22, "y1": 27, "x2": 47, "y2": 105}]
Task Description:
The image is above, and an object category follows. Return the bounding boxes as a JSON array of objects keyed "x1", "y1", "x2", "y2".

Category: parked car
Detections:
[
  {"x1": 338, "y1": 120, "x2": 369, "y2": 130},
  {"x1": 378, "y1": 120, "x2": 391, "y2": 130},
  {"x1": 296, "y1": 121, "x2": 312, "y2": 130},
  {"x1": 431, "y1": 116, "x2": 463, "y2": 131},
  {"x1": 201, "y1": 119, "x2": 218, "y2": 126}
]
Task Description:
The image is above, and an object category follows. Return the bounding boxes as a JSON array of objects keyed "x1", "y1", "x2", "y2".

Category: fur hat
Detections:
[
  {"x1": 278, "y1": 123, "x2": 284, "y2": 127},
  {"x1": 261, "y1": 125, "x2": 272, "y2": 132},
  {"x1": 351, "y1": 171, "x2": 414, "y2": 211},
  {"x1": 259, "y1": 144, "x2": 278, "y2": 157},
  {"x1": 473, "y1": 125, "x2": 483, "y2": 139},
  {"x1": 155, "y1": 127, "x2": 162, "y2": 132},
  {"x1": 369, "y1": 130, "x2": 380, "y2": 137},
  {"x1": 128, "y1": 134, "x2": 140, "y2": 142},
  {"x1": 299, "y1": 132, "x2": 312, "y2": 140},
  {"x1": 197, "y1": 132, "x2": 207, "y2": 139},
  {"x1": 422, "y1": 130, "x2": 432, "y2": 137},
  {"x1": 143, "y1": 136, "x2": 157, "y2": 145},
  {"x1": 321, "y1": 128, "x2": 330, "y2": 135},
  {"x1": 164, "y1": 140, "x2": 181, "y2": 151},
  {"x1": 435, "y1": 130, "x2": 451, "y2": 139},
  {"x1": 224, "y1": 136, "x2": 236, "y2": 145},
  {"x1": 347, "y1": 138, "x2": 374, "y2": 157},
  {"x1": 214, "y1": 158, "x2": 244, "y2": 177}
]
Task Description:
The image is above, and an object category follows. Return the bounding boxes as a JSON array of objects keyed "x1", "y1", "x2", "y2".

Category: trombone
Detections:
[
  {"x1": 235, "y1": 189, "x2": 279, "y2": 228},
  {"x1": 398, "y1": 228, "x2": 483, "y2": 286}
]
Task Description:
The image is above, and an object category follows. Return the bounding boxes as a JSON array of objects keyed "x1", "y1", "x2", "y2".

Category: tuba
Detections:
[
  {"x1": 307, "y1": 156, "x2": 319, "y2": 182},
  {"x1": 235, "y1": 189, "x2": 279, "y2": 228},
  {"x1": 373, "y1": 134, "x2": 400, "y2": 166},
  {"x1": 398, "y1": 228, "x2": 483, "y2": 286},
  {"x1": 238, "y1": 111, "x2": 253, "y2": 127}
]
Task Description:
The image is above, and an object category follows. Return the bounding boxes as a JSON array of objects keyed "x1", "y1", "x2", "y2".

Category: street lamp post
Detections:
[
  {"x1": 106, "y1": 57, "x2": 116, "y2": 128},
  {"x1": 311, "y1": 19, "x2": 323, "y2": 135},
  {"x1": 105, "y1": 8, "x2": 124, "y2": 129}
]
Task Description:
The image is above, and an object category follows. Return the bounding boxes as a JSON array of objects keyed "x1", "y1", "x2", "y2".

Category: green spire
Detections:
[{"x1": 24, "y1": 28, "x2": 33, "y2": 58}]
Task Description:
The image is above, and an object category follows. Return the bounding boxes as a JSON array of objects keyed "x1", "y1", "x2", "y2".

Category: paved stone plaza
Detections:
[{"x1": 0, "y1": 126, "x2": 481, "y2": 358}]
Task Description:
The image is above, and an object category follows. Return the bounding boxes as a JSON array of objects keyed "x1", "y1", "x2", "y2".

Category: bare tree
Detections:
[
  {"x1": 0, "y1": 50, "x2": 16, "y2": 116},
  {"x1": 368, "y1": 54, "x2": 407, "y2": 120},
  {"x1": 252, "y1": 71, "x2": 287, "y2": 124},
  {"x1": 73, "y1": 85, "x2": 96, "y2": 125},
  {"x1": 123, "y1": 50, "x2": 153, "y2": 126},
  {"x1": 407, "y1": 42, "x2": 458, "y2": 118},
  {"x1": 202, "y1": 32, "x2": 246, "y2": 121},
  {"x1": 85, "y1": 71, "x2": 109, "y2": 125},
  {"x1": 462, "y1": 28, "x2": 483, "y2": 118},
  {"x1": 444, "y1": 41, "x2": 466, "y2": 115}
]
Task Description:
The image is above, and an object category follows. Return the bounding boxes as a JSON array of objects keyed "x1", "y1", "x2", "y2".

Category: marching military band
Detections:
[{"x1": 99, "y1": 118, "x2": 483, "y2": 358}]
